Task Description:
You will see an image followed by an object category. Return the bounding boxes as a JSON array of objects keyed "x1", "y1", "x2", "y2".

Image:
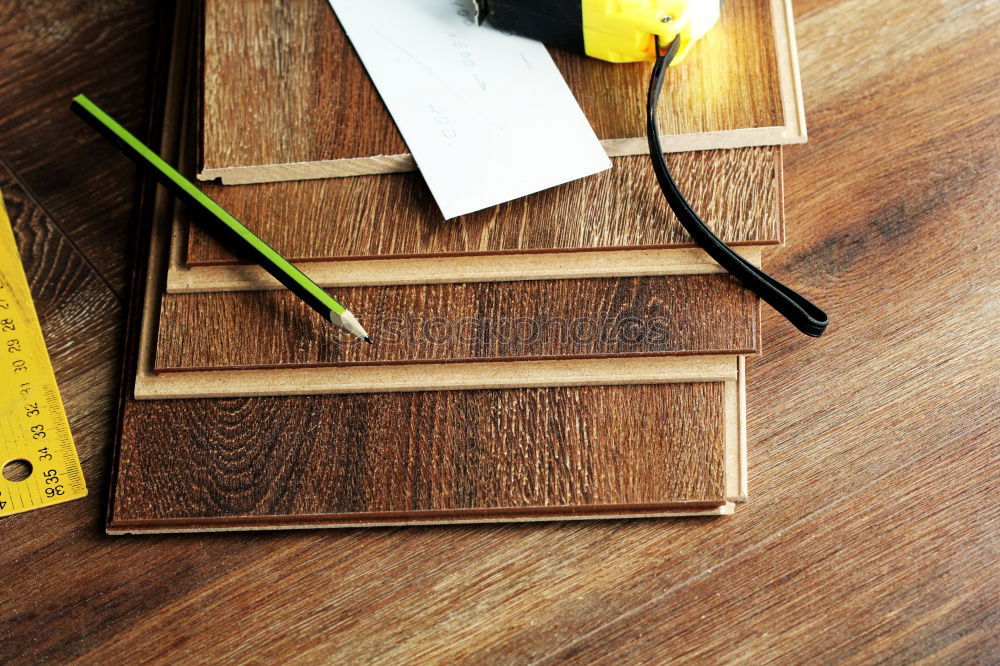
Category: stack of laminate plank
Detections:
[{"x1": 106, "y1": 0, "x2": 806, "y2": 533}]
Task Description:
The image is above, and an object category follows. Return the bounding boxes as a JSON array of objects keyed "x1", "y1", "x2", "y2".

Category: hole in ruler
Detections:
[{"x1": 2, "y1": 459, "x2": 33, "y2": 482}]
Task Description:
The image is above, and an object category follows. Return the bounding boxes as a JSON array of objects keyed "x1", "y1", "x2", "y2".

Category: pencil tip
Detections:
[{"x1": 364, "y1": 336, "x2": 374, "y2": 344}]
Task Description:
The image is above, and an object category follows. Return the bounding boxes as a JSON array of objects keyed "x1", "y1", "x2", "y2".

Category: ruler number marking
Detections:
[{"x1": 0, "y1": 199, "x2": 86, "y2": 516}]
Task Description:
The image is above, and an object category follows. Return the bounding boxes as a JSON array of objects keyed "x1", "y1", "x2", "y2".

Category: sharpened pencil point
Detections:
[{"x1": 364, "y1": 336, "x2": 373, "y2": 344}]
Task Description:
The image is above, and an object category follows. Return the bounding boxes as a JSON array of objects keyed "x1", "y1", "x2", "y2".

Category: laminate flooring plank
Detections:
[
  {"x1": 552, "y1": 0, "x2": 783, "y2": 148},
  {"x1": 155, "y1": 274, "x2": 759, "y2": 371},
  {"x1": 186, "y1": 146, "x2": 782, "y2": 266},
  {"x1": 174, "y1": 144, "x2": 782, "y2": 291},
  {"x1": 199, "y1": 0, "x2": 801, "y2": 183},
  {"x1": 110, "y1": 382, "x2": 729, "y2": 531}
]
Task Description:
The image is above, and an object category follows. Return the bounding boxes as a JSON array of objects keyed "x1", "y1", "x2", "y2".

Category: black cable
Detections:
[{"x1": 647, "y1": 35, "x2": 828, "y2": 337}]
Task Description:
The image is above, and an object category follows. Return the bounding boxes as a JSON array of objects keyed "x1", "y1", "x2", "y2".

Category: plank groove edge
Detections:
[
  {"x1": 167, "y1": 246, "x2": 765, "y2": 292},
  {"x1": 108, "y1": 502, "x2": 735, "y2": 534},
  {"x1": 135, "y1": 354, "x2": 741, "y2": 400}
]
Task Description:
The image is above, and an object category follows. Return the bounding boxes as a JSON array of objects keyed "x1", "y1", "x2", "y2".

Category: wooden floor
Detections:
[{"x1": 1, "y1": 0, "x2": 997, "y2": 662}]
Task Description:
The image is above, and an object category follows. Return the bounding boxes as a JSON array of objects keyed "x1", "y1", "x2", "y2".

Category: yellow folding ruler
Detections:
[{"x1": 0, "y1": 190, "x2": 86, "y2": 517}]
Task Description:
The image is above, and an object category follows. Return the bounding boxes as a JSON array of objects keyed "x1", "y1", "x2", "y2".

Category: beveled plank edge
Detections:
[
  {"x1": 724, "y1": 356, "x2": 749, "y2": 503},
  {"x1": 107, "y1": 501, "x2": 735, "y2": 534},
  {"x1": 106, "y1": 0, "x2": 192, "y2": 537},
  {"x1": 134, "y1": 354, "x2": 740, "y2": 399},
  {"x1": 153, "y1": 349, "x2": 759, "y2": 375},
  {"x1": 200, "y1": 153, "x2": 417, "y2": 183},
  {"x1": 738, "y1": 356, "x2": 749, "y2": 500},
  {"x1": 772, "y1": 0, "x2": 808, "y2": 142},
  {"x1": 165, "y1": 246, "x2": 765, "y2": 292},
  {"x1": 198, "y1": 127, "x2": 804, "y2": 183}
]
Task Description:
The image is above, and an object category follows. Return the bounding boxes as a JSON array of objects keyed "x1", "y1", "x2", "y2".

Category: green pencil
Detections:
[{"x1": 70, "y1": 94, "x2": 372, "y2": 344}]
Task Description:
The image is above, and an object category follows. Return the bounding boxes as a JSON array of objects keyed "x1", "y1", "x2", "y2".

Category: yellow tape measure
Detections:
[{"x1": 0, "y1": 191, "x2": 86, "y2": 517}]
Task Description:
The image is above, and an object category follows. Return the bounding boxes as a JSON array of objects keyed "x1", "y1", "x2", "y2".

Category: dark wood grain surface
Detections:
[
  {"x1": 155, "y1": 274, "x2": 759, "y2": 371},
  {"x1": 201, "y1": 0, "x2": 408, "y2": 171},
  {"x1": 200, "y1": 0, "x2": 787, "y2": 180},
  {"x1": 185, "y1": 147, "x2": 783, "y2": 266},
  {"x1": 112, "y1": 383, "x2": 728, "y2": 530},
  {"x1": 1, "y1": 0, "x2": 997, "y2": 662}
]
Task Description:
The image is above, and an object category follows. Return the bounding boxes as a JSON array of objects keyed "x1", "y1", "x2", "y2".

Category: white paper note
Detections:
[{"x1": 328, "y1": 0, "x2": 611, "y2": 219}]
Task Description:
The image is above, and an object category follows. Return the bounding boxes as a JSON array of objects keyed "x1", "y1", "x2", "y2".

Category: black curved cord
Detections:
[{"x1": 648, "y1": 36, "x2": 828, "y2": 337}]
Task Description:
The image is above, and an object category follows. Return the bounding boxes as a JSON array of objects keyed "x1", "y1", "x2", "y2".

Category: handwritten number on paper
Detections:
[
  {"x1": 452, "y1": 0, "x2": 475, "y2": 26},
  {"x1": 428, "y1": 105, "x2": 457, "y2": 140}
]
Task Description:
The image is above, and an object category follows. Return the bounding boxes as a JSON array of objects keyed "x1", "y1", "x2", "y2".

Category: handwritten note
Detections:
[{"x1": 328, "y1": 0, "x2": 611, "y2": 219}]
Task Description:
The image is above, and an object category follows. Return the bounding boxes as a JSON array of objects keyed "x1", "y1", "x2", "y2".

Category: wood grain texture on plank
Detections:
[
  {"x1": 111, "y1": 382, "x2": 728, "y2": 531},
  {"x1": 199, "y1": 0, "x2": 798, "y2": 183},
  {"x1": 185, "y1": 147, "x2": 783, "y2": 266},
  {"x1": 155, "y1": 274, "x2": 759, "y2": 371},
  {"x1": 553, "y1": 0, "x2": 782, "y2": 147}
]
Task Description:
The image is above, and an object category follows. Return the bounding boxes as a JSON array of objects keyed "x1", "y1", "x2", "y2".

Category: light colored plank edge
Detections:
[
  {"x1": 724, "y1": 357, "x2": 749, "y2": 503},
  {"x1": 725, "y1": 377, "x2": 740, "y2": 502},
  {"x1": 775, "y1": 145, "x2": 786, "y2": 245},
  {"x1": 107, "y1": 502, "x2": 735, "y2": 534},
  {"x1": 165, "y1": 246, "x2": 764, "y2": 293},
  {"x1": 606, "y1": 126, "x2": 804, "y2": 157},
  {"x1": 198, "y1": 126, "x2": 801, "y2": 184},
  {"x1": 134, "y1": 355, "x2": 740, "y2": 400},
  {"x1": 771, "y1": 0, "x2": 808, "y2": 141},
  {"x1": 738, "y1": 355, "x2": 749, "y2": 501},
  {"x1": 199, "y1": 154, "x2": 418, "y2": 183}
]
